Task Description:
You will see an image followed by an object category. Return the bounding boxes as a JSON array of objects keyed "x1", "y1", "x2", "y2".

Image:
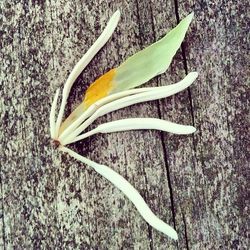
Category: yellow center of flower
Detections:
[{"x1": 83, "y1": 69, "x2": 116, "y2": 109}]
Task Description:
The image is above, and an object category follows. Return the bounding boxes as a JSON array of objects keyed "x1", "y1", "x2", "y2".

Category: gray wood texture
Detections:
[{"x1": 1, "y1": 0, "x2": 249, "y2": 249}]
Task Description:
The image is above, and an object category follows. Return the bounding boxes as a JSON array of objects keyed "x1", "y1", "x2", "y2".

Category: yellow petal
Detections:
[
  {"x1": 83, "y1": 68, "x2": 116, "y2": 109},
  {"x1": 59, "y1": 69, "x2": 116, "y2": 135}
]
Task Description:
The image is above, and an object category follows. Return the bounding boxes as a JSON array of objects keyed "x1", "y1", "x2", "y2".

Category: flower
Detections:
[{"x1": 49, "y1": 10, "x2": 197, "y2": 240}]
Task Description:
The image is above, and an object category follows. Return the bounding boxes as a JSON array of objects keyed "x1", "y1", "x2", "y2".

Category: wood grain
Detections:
[{"x1": 1, "y1": 0, "x2": 248, "y2": 249}]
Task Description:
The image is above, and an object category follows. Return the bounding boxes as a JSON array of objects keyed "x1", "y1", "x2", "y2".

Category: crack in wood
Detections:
[
  {"x1": 182, "y1": 212, "x2": 189, "y2": 250},
  {"x1": 0, "y1": 171, "x2": 6, "y2": 250}
]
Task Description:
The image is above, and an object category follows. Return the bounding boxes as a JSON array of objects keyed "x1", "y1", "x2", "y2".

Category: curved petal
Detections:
[
  {"x1": 71, "y1": 118, "x2": 196, "y2": 143},
  {"x1": 59, "y1": 83, "x2": 170, "y2": 141},
  {"x1": 59, "y1": 85, "x2": 152, "y2": 140},
  {"x1": 61, "y1": 72, "x2": 198, "y2": 145},
  {"x1": 55, "y1": 10, "x2": 121, "y2": 138},
  {"x1": 60, "y1": 146, "x2": 178, "y2": 240}
]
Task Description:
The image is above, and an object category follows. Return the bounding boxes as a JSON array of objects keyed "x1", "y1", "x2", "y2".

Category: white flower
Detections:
[{"x1": 49, "y1": 10, "x2": 197, "y2": 240}]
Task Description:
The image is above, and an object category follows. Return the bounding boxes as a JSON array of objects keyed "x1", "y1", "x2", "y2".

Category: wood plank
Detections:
[
  {"x1": 1, "y1": 0, "x2": 248, "y2": 249},
  {"x1": 164, "y1": 0, "x2": 249, "y2": 249},
  {"x1": 0, "y1": 0, "x2": 178, "y2": 249}
]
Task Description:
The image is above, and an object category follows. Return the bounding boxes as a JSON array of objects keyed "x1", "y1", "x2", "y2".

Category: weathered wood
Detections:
[
  {"x1": 1, "y1": 0, "x2": 248, "y2": 249},
  {"x1": 161, "y1": 0, "x2": 249, "y2": 249}
]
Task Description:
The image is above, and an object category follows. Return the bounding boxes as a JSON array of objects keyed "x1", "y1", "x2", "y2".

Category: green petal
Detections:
[{"x1": 112, "y1": 13, "x2": 194, "y2": 93}]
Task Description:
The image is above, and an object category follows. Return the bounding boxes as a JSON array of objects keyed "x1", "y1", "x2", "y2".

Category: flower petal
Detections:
[
  {"x1": 71, "y1": 118, "x2": 196, "y2": 143},
  {"x1": 61, "y1": 72, "x2": 198, "y2": 145},
  {"x1": 58, "y1": 76, "x2": 191, "y2": 141},
  {"x1": 60, "y1": 146, "x2": 178, "y2": 240},
  {"x1": 54, "y1": 10, "x2": 121, "y2": 138},
  {"x1": 111, "y1": 12, "x2": 194, "y2": 93},
  {"x1": 59, "y1": 84, "x2": 160, "y2": 141}
]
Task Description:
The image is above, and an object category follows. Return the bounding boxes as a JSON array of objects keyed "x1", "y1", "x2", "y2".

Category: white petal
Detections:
[
  {"x1": 59, "y1": 72, "x2": 198, "y2": 143},
  {"x1": 55, "y1": 10, "x2": 121, "y2": 138},
  {"x1": 62, "y1": 72, "x2": 198, "y2": 145},
  {"x1": 71, "y1": 118, "x2": 196, "y2": 143},
  {"x1": 59, "y1": 86, "x2": 153, "y2": 142},
  {"x1": 49, "y1": 89, "x2": 60, "y2": 138},
  {"x1": 60, "y1": 146, "x2": 178, "y2": 240}
]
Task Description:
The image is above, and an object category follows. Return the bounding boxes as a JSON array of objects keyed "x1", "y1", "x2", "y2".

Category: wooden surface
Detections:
[{"x1": 1, "y1": 0, "x2": 249, "y2": 249}]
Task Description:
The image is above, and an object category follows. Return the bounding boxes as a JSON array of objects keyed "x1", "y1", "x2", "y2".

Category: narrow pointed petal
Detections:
[
  {"x1": 59, "y1": 85, "x2": 157, "y2": 141},
  {"x1": 55, "y1": 10, "x2": 121, "y2": 137},
  {"x1": 71, "y1": 118, "x2": 196, "y2": 143},
  {"x1": 95, "y1": 118, "x2": 196, "y2": 134},
  {"x1": 59, "y1": 72, "x2": 197, "y2": 142},
  {"x1": 60, "y1": 146, "x2": 178, "y2": 240},
  {"x1": 61, "y1": 72, "x2": 198, "y2": 145},
  {"x1": 49, "y1": 89, "x2": 60, "y2": 138}
]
